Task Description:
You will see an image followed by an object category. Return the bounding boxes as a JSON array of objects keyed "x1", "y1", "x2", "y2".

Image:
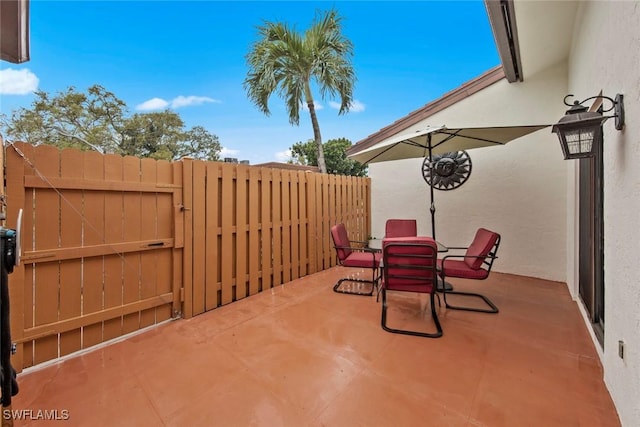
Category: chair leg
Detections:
[
  {"x1": 380, "y1": 289, "x2": 443, "y2": 338},
  {"x1": 333, "y1": 277, "x2": 375, "y2": 296},
  {"x1": 441, "y1": 280, "x2": 499, "y2": 313},
  {"x1": 334, "y1": 265, "x2": 379, "y2": 296}
]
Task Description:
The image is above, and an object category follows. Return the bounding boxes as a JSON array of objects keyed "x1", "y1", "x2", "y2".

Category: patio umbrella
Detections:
[{"x1": 348, "y1": 124, "x2": 550, "y2": 239}]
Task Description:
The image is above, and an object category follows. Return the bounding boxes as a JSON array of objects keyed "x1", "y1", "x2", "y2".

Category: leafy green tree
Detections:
[
  {"x1": 1, "y1": 85, "x2": 222, "y2": 161},
  {"x1": 290, "y1": 138, "x2": 367, "y2": 177},
  {"x1": 244, "y1": 9, "x2": 356, "y2": 174}
]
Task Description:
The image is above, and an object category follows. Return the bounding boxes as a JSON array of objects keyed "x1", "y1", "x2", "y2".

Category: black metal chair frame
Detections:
[
  {"x1": 381, "y1": 242, "x2": 442, "y2": 338},
  {"x1": 332, "y1": 239, "x2": 381, "y2": 296},
  {"x1": 439, "y1": 234, "x2": 501, "y2": 313}
]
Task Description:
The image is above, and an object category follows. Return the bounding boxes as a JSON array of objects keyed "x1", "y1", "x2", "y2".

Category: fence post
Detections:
[
  {"x1": 181, "y1": 158, "x2": 194, "y2": 319},
  {"x1": 3, "y1": 143, "x2": 27, "y2": 372}
]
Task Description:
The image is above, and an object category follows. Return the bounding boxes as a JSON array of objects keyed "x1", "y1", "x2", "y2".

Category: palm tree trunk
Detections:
[{"x1": 305, "y1": 89, "x2": 327, "y2": 174}]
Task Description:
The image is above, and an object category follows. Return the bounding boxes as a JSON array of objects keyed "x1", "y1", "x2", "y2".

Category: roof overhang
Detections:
[
  {"x1": 484, "y1": 0, "x2": 522, "y2": 82},
  {"x1": 486, "y1": 0, "x2": 578, "y2": 81},
  {"x1": 1, "y1": 0, "x2": 30, "y2": 64}
]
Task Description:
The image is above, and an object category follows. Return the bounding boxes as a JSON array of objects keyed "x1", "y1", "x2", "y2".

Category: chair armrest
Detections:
[
  {"x1": 441, "y1": 253, "x2": 498, "y2": 262},
  {"x1": 350, "y1": 239, "x2": 370, "y2": 249},
  {"x1": 334, "y1": 245, "x2": 378, "y2": 254}
]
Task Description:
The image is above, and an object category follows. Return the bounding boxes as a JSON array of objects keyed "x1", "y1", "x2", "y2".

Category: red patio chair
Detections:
[
  {"x1": 331, "y1": 223, "x2": 381, "y2": 296},
  {"x1": 380, "y1": 239, "x2": 442, "y2": 338},
  {"x1": 384, "y1": 219, "x2": 417, "y2": 238},
  {"x1": 438, "y1": 228, "x2": 501, "y2": 313}
]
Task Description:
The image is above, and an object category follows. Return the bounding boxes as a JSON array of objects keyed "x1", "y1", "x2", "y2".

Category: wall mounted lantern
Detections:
[{"x1": 551, "y1": 94, "x2": 624, "y2": 159}]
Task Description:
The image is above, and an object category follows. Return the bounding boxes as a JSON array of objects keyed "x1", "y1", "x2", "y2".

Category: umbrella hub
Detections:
[{"x1": 433, "y1": 157, "x2": 457, "y2": 177}]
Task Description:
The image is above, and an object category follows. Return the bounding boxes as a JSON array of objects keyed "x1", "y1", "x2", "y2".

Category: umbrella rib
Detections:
[{"x1": 433, "y1": 129, "x2": 504, "y2": 149}]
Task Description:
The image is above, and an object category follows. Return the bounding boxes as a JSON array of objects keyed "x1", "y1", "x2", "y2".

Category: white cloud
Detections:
[
  {"x1": 349, "y1": 99, "x2": 366, "y2": 112},
  {"x1": 171, "y1": 95, "x2": 219, "y2": 108},
  {"x1": 329, "y1": 99, "x2": 366, "y2": 113},
  {"x1": 136, "y1": 95, "x2": 220, "y2": 111},
  {"x1": 0, "y1": 68, "x2": 39, "y2": 95},
  {"x1": 275, "y1": 149, "x2": 292, "y2": 162},
  {"x1": 220, "y1": 147, "x2": 240, "y2": 158},
  {"x1": 136, "y1": 97, "x2": 169, "y2": 111},
  {"x1": 302, "y1": 101, "x2": 323, "y2": 111}
]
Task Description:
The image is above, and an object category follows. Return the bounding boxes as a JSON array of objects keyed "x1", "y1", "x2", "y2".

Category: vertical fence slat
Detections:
[
  {"x1": 103, "y1": 154, "x2": 124, "y2": 339},
  {"x1": 260, "y1": 168, "x2": 272, "y2": 289},
  {"x1": 81, "y1": 151, "x2": 105, "y2": 348},
  {"x1": 191, "y1": 160, "x2": 206, "y2": 316},
  {"x1": 235, "y1": 165, "x2": 248, "y2": 300},
  {"x1": 307, "y1": 172, "x2": 318, "y2": 274},
  {"x1": 59, "y1": 149, "x2": 83, "y2": 356},
  {"x1": 220, "y1": 164, "x2": 234, "y2": 304},
  {"x1": 24, "y1": 144, "x2": 36, "y2": 366},
  {"x1": 205, "y1": 162, "x2": 220, "y2": 311},
  {"x1": 32, "y1": 145, "x2": 61, "y2": 364},
  {"x1": 156, "y1": 160, "x2": 174, "y2": 323},
  {"x1": 122, "y1": 156, "x2": 142, "y2": 334},
  {"x1": 139, "y1": 158, "x2": 158, "y2": 328},
  {"x1": 281, "y1": 170, "x2": 291, "y2": 283},
  {"x1": 322, "y1": 174, "x2": 331, "y2": 270},
  {"x1": 272, "y1": 169, "x2": 282, "y2": 286},
  {"x1": 290, "y1": 172, "x2": 300, "y2": 280},
  {"x1": 297, "y1": 172, "x2": 308, "y2": 276},
  {"x1": 248, "y1": 168, "x2": 260, "y2": 295},
  {"x1": 172, "y1": 161, "x2": 184, "y2": 318}
]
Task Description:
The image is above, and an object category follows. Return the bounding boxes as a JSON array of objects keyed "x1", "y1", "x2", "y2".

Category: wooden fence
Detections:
[{"x1": 3, "y1": 143, "x2": 370, "y2": 370}]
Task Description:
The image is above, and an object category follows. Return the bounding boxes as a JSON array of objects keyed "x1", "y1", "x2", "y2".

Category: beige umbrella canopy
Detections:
[
  {"x1": 348, "y1": 124, "x2": 550, "y2": 239},
  {"x1": 348, "y1": 124, "x2": 550, "y2": 164}
]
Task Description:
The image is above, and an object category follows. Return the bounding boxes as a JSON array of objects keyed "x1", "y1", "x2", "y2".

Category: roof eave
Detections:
[{"x1": 484, "y1": 0, "x2": 522, "y2": 83}]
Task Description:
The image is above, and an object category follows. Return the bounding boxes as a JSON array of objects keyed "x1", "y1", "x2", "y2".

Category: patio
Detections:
[{"x1": 12, "y1": 267, "x2": 620, "y2": 426}]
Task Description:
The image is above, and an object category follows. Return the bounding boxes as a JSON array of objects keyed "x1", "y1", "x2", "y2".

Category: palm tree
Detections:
[{"x1": 244, "y1": 9, "x2": 355, "y2": 173}]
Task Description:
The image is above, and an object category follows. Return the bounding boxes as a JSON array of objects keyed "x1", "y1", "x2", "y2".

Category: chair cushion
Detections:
[
  {"x1": 464, "y1": 228, "x2": 499, "y2": 270},
  {"x1": 382, "y1": 236, "x2": 436, "y2": 246},
  {"x1": 385, "y1": 219, "x2": 417, "y2": 238},
  {"x1": 382, "y1": 239, "x2": 437, "y2": 293},
  {"x1": 382, "y1": 278, "x2": 433, "y2": 293},
  {"x1": 331, "y1": 224, "x2": 352, "y2": 261},
  {"x1": 438, "y1": 259, "x2": 489, "y2": 280},
  {"x1": 343, "y1": 251, "x2": 381, "y2": 268}
]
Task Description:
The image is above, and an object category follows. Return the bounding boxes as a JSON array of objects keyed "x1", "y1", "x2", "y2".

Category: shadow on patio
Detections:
[{"x1": 12, "y1": 268, "x2": 620, "y2": 426}]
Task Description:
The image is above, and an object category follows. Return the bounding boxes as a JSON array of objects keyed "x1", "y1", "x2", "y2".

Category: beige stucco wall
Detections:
[
  {"x1": 567, "y1": 2, "x2": 640, "y2": 425},
  {"x1": 369, "y1": 62, "x2": 569, "y2": 282}
]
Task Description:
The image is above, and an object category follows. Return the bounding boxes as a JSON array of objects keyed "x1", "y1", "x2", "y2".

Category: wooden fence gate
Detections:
[{"x1": 4, "y1": 143, "x2": 183, "y2": 370}]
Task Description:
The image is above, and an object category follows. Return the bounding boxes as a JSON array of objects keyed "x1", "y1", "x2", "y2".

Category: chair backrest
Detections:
[
  {"x1": 331, "y1": 223, "x2": 352, "y2": 261},
  {"x1": 464, "y1": 228, "x2": 501, "y2": 270},
  {"x1": 385, "y1": 219, "x2": 418, "y2": 238},
  {"x1": 383, "y1": 239, "x2": 438, "y2": 293}
]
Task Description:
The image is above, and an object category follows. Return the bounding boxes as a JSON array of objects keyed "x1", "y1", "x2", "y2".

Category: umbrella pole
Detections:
[{"x1": 428, "y1": 135, "x2": 436, "y2": 240}]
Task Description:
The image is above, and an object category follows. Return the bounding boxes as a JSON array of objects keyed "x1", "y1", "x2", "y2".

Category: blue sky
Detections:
[{"x1": 0, "y1": 0, "x2": 500, "y2": 164}]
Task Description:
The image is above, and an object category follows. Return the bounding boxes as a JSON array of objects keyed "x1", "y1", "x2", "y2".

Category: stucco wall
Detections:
[
  {"x1": 369, "y1": 62, "x2": 569, "y2": 282},
  {"x1": 567, "y1": 2, "x2": 640, "y2": 425}
]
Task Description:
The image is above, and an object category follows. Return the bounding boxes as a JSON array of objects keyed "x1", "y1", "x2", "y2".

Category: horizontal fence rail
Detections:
[{"x1": 4, "y1": 143, "x2": 370, "y2": 370}]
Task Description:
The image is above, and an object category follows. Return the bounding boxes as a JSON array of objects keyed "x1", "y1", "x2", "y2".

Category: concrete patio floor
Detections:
[{"x1": 11, "y1": 267, "x2": 620, "y2": 426}]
